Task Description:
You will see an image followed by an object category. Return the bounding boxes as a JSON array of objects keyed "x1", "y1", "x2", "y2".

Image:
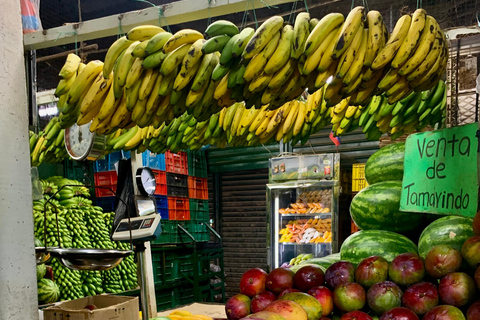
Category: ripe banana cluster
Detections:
[
  {"x1": 50, "y1": 8, "x2": 448, "y2": 153},
  {"x1": 30, "y1": 117, "x2": 68, "y2": 166}
]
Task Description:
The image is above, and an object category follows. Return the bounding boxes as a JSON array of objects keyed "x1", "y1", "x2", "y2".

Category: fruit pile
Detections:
[
  {"x1": 30, "y1": 116, "x2": 69, "y2": 166},
  {"x1": 151, "y1": 310, "x2": 214, "y2": 320},
  {"x1": 51, "y1": 7, "x2": 448, "y2": 153},
  {"x1": 279, "y1": 219, "x2": 332, "y2": 244},
  {"x1": 227, "y1": 211, "x2": 480, "y2": 320},
  {"x1": 33, "y1": 177, "x2": 138, "y2": 303}
]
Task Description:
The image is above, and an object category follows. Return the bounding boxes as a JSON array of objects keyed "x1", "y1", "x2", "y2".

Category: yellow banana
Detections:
[
  {"x1": 145, "y1": 32, "x2": 173, "y2": 55},
  {"x1": 304, "y1": 13, "x2": 344, "y2": 56},
  {"x1": 55, "y1": 71, "x2": 76, "y2": 97},
  {"x1": 303, "y1": 28, "x2": 338, "y2": 76},
  {"x1": 282, "y1": 100, "x2": 300, "y2": 134},
  {"x1": 139, "y1": 68, "x2": 159, "y2": 100},
  {"x1": 127, "y1": 25, "x2": 165, "y2": 41},
  {"x1": 262, "y1": 30, "x2": 281, "y2": 59},
  {"x1": 293, "y1": 101, "x2": 306, "y2": 136},
  {"x1": 291, "y1": 12, "x2": 310, "y2": 59},
  {"x1": 223, "y1": 103, "x2": 240, "y2": 131},
  {"x1": 178, "y1": 39, "x2": 206, "y2": 75},
  {"x1": 80, "y1": 72, "x2": 113, "y2": 115},
  {"x1": 116, "y1": 41, "x2": 141, "y2": 87},
  {"x1": 132, "y1": 96, "x2": 147, "y2": 122},
  {"x1": 336, "y1": 24, "x2": 364, "y2": 79},
  {"x1": 229, "y1": 103, "x2": 246, "y2": 137},
  {"x1": 67, "y1": 60, "x2": 104, "y2": 105},
  {"x1": 132, "y1": 40, "x2": 149, "y2": 58},
  {"x1": 163, "y1": 29, "x2": 204, "y2": 53},
  {"x1": 97, "y1": 84, "x2": 119, "y2": 121},
  {"x1": 59, "y1": 53, "x2": 81, "y2": 79},
  {"x1": 255, "y1": 109, "x2": 276, "y2": 136},
  {"x1": 110, "y1": 91, "x2": 129, "y2": 128},
  {"x1": 186, "y1": 81, "x2": 208, "y2": 108},
  {"x1": 160, "y1": 44, "x2": 191, "y2": 76},
  {"x1": 125, "y1": 57, "x2": 144, "y2": 89},
  {"x1": 364, "y1": 11, "x2": 386, "y2": 67},
  {"x1": 238, "y1": 107, "x2": 261, "y2": 136},
  {"x1": 248, "y1": 105, "x2": 269, "y2": 133},
  {"x1": 126, "y1": 74, "x2": 142, "y2": 111},
  {"x1": 332, "y1": 6, "x2": 365, "y2": 59},
  {"x1": 214, "y1": 72, "x2": 230, "y2": 100},
  {"x1": 264, "y1": 24, "x2": 293, "y2": 75},
  {"x1": 398, "y1": 16, "x2": 438, "y2": 76},
  {"x1": 371, "y1": 14, "x2": 412, "y2": 70},
  {"x1": 244, "y1": 53, "x2": 268, "y2": 82},
  {"x1": 406, "y1": 34, "x2": 442, "y2": 81},
  {"x1": 103, "y1": 36, "x2": 133, "y2": 78},
  {"x1": 243, "y1": 16, "x2": 284, "y2": 59},
  {"x1": 391, "y1": 9, "x2": 427, "y2": 68},
  {"x1": 317, "y1": 27, "x2": 343, "y2": 72},
  {"x1": 342, "y1": 29, "x2": 368, "y2": 86},
  {"x1": 191, "y1": 53, "x2": 216, "y2": 91},
  {"x1": 267, "y1": 59, "x2": 296, "y2": 90}
]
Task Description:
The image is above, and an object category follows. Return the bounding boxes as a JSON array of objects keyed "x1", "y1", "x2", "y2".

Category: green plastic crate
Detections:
[
  {"x1": 189, "y1": 199, "x2": 209, "y2": 221},
  {"x1": 187, "y1": 150, "x2": 207, "y2": 178}
]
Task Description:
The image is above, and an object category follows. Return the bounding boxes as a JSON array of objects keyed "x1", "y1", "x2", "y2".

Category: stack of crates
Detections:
[
  {"x1": 352, "y1": 163, "x2": 368, "y2": 193},
  {"x1": 94, "y1": 151, "x2": 127, "y2": 212},
  {"x1": 142, "y1": 151, "x2": 168, "y2": 220},
  {"x1": 187, "y1": 150, "x2": 209, "y2": 242}
]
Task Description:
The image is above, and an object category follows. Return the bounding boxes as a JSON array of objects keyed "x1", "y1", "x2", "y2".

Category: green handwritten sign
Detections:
[{"x1": 400, "y1": 123, "x2": 478, "y2": 217}]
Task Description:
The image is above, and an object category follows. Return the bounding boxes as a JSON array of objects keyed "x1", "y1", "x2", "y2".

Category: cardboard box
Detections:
[
  {"x1": 156, "y1": 302, "x2": 226, "y2": 319},
  {"x1": 43, "y1": 295, "x2": 139, "y2": 320}
]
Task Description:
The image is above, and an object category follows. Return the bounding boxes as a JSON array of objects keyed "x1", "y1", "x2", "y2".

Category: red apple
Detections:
[
  {"x1": 339, "y1": 311, "x2": 373, "y2": 320},
  {"x1": 294, "y1": 265, "x2": 325, "y2": 292},
  {"x1": 355, "y1": 256, "x2": 389, "y2": 288},
  {"x1": 308, "y1": 286, "x2": 334, "y2": 316},
  {"x1": 473, "y1": 210, "x2": 480, "y2": 235},
  {"x1": 461, "y1": 235, "x2": 480, "y2": 267},
  {"x1": 278, "y1": 288, "x2": 301, "y2": 298},
  {"x1": 251, "y1": 291, "x2": 277, "y2": 313},
  {"x1": 366, "y1": 281, "x2": 403, "y2": 315},
  {"x1": 467, "y1": 300, "x2": 480, "y2": 320},
  {"x1": 422, "y1": 305, "x2": 466, "y2": 320},
  {"x1": 226, "y1": 294, "x2": 251, "y2": 320},
  {"x1": 438, "y1": 272, "x2": 476, "y2": 307},
  {"x1": 379, "y1": 307, "x2": 419, "y2": 320},
  {"x1": 389, "y1": 253, "x2": 425, "y2": 286},
  {"x1": 333, "y1": 282, "x2": 366, "y2": 313},
  {"x1": 240, "y1": 268, "x2": 268, "y2": 297},
  {"x1": 266, "y1": 267, "x2": 295, "y2": 295},
  {"x1": 325, "y1": 261, "x2": 355, "y2": 290},
  {"x1": 402, "y1": 282, "x2": 439, "y2": 315},
  {"x1": 425, "y1": 245, "x2": 463, "y2": 279}
]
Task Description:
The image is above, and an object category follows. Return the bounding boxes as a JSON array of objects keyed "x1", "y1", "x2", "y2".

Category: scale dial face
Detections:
[
  {"x1": 136, "y1": 167, "x2": 157, "y2": 196},
  {"x1": 65, "y1": 122, "x2": 105, "y2": 161}
]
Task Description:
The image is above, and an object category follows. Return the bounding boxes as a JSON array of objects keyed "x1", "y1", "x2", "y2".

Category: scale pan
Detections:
[
  {"x1": 35, "y1": 247, "x2": 54, "y2": 265},
  {"x1": 48, "y1": 248, "x2": 133, "y2": 271}
]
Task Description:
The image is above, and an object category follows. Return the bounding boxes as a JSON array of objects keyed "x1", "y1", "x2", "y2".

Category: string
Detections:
[
  {"x1": 351, "y1": 0, "x2": 355, "y2": 11},
  {"x1": 55, "y1": 30, "x2": 78, "y2": 55},
  {"x1": 131, "y1": 0, "x2": 172, "y2": 33},
  {"x1": 240, "y1": 1, "x2": 249, "y2": 30},
  {"x1": 261, "y1": 144, "x2": 273, "y2": 155},
  {"x1": 288, "y1": 1, "x2": 298, "y2": 23},
  {"x1": 416, "y1": 0, "x2": 422, "y2": 8},
  {"x1": 118, "y1": 15, "x2": 125, "y2": 38},
  {"x1": 207, "y1": 0, "x2": 212, "y2": 28},
  {"x1": 249, "y1": 0, "x2": 259, "y2": 29},
  {"x1": 303, "y1": 0, "x2": 309, "y2": 13},
  {"x1": 260, "y1": 0, "x2": 278, "y2": 9}
]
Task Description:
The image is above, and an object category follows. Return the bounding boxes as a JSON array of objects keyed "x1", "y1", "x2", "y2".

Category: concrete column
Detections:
[{"x1": 0, "y1": 1, "x2": 39, "y2": 319}]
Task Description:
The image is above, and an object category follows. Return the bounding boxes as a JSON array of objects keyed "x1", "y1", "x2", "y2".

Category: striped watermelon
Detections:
[
  {"x1": 340, "y1": 230, "x2": 418, "y2": 265},
  {"x1": 300, "y1": 253, "x2": 341, "y2": 271},
  {"x1": 350, "y1": 181, "x2": 424, "y2": 233},
  {"x1": 37, "y1": 278, "x2": 60, "y2": 304},
  {"x1": 418, "y1": 215, "x2": 474, "y2": 259},
  {"x1": 37, "y1": 263, "x2": 46, "y2": 281},
  {"x1": 365, "y1": 143, "x2": 405, "y2": 184}
]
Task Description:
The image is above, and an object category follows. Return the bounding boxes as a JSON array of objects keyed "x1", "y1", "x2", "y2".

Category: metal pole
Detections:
[{"x1": 137, "y1": 248, "x2": 149, "y2": 320}]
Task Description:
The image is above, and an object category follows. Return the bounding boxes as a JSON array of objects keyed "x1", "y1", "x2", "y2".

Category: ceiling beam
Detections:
[{"x1": 24, "y1": 0, "x2": 297, "y2": 51}]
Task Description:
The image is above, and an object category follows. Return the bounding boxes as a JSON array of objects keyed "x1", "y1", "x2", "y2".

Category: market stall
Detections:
[{"x1": 2, "y1": 0, "x2": 480, "y2": 319}]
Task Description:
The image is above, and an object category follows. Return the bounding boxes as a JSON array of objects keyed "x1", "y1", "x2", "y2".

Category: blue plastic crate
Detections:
[
  {"x1": 96, "y1": 197, "x2": 116, "y2": 212},
  {"x1": 94, "y1": 151, "x2": 130, "y2": 172},
  {"x1": 155, "y1": 195, "x2": 169, "y2": 220},
  {"x1": 143, "y1": 151, "x2": 166, "y2": 171}
]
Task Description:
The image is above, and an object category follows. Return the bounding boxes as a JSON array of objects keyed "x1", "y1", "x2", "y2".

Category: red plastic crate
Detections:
[
  {"x1": 94, "y1": 171, "x2": 118, "y2": 197},
  {"x1": 188, "y1": 177, "x2": 208, "y2": 200},
  {"x1": 167, "y1": 197, "x2": 190, "y2": 220},
  {"x1": 152, "y1": 169, "x2": 167, "y2": 195},
  {"x1": 165, "y1": 151, "x2": 188, "y2": 175}
]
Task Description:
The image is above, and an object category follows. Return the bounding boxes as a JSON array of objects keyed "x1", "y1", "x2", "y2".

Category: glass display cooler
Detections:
[{"x1": 267, "y1": 180, "x2": 339, "y2": 269}]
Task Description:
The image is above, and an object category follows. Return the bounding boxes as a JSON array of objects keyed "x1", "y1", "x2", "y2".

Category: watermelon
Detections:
[
  {"x1": 35, "y1": 237, "x2": 44, "y2": 248},
  {"x1": 365, "y1": 143, "x2": 405, "y2": 184},
  {"x1": 37, "y1": 278, "x2": 60, "y2": 304},
  {"x1": 37, "y1": 263, "x2": 46, "y2": 281},
  {"x1": 340, "y1": 230, "x2": 418, "y2": 265},
  {"x1": 418, "y1": 215, "x2": 474, "y2": 259},
  {"x1": 350, "y1": 181, "x2": 424, "y2": 233}
]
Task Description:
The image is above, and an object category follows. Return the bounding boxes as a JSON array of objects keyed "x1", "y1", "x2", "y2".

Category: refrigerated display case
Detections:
[{"x1": 267, "y1": 180, "x2": 339, "y2": 269}]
